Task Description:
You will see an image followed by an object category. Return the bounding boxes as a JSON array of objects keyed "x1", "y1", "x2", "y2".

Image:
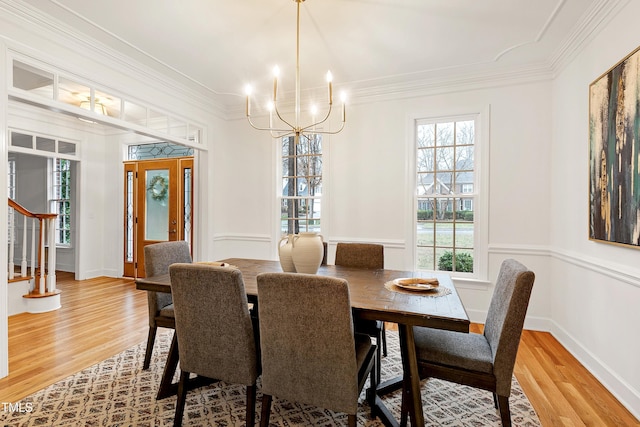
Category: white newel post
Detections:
[
  {"x1": 39, "y1": 219, "x2": 45, "y2": 294},
  {"x1": 21, "y1": 215, "x2": 27, "y2": 277},
  {"x1": 30, "y1": 218, "x2": 36, "y2": 287},
  {"x1": 47, "y1": 217, "x2": 56, "y2": 292}
]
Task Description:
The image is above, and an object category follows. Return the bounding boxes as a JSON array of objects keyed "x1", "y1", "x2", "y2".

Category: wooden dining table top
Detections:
[{"x1": 135, "y1": 257, "x2": 470, "y2": 333}]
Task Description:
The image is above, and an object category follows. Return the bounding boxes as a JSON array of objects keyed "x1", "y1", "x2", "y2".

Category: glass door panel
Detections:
[{"x1": 145, "y1": 169, "x2": 170, "y2": 241}]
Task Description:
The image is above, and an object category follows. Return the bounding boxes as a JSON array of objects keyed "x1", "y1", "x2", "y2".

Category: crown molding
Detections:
[
  {"x1": 549, "y1": 0, "x2": 631, "y2": 77},
  {"x1": 0, "y1": 0, "x2": 227, "y2": 119},
  {"x1": 224, "y1": 62, "x2": 554, "y2": 120},
  {"x1": 224, "y1": 0, "x2": 625, "y2": 119},
  {"x1": 1, "y1": 0, "x2": 628, "y2": 121}
]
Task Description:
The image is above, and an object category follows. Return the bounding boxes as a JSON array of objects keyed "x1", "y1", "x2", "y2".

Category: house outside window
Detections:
[
  {"x1": 280, "y1": 134, "x2": 322, "y2": 235},
  {"x1": 50, "y1": 158, "x2": 71, "y2": 246},
  {"x1": 415, "y1": 117, "x2": 476, "y2": 273}
]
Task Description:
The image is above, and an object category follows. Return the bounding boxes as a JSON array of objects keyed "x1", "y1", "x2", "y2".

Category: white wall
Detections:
[
  {"x1": 549, "y1": 0, "x2": 640, "y2": 417},
  {"x1": 210, "y1": 117, "x2": 275, "y2": 261}
]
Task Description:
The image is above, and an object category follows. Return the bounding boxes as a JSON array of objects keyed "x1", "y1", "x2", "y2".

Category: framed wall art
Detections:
[{"x1": 589, "y1": 45, "x2": 640, "y2": 247}]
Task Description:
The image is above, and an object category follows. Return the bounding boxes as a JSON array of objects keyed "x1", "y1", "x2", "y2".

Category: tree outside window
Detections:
[{"x1": 281, "y1": 134, "x2": 322, "y2": 235}]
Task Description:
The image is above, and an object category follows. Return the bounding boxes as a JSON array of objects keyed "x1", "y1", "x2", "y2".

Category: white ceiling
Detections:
[{"x1": 20, "y1": 0, "x2": 608, "y2": 109}]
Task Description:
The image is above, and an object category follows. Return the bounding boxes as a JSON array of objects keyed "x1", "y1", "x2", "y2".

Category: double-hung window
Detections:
[
  {"x1": 415, "y1": 117, "x2": 476, "y2": 273},
  {"x1": 50, "y1": 158, "x2": 71, "y2": 246},
  {"x1": 8, "y1": 157, "x2": 16, "y2": 242},
  {"x1": 280, "y1": 134, "x2": 322, "y2": 234},
  {"x1": 8, "y1": 157, "x2": 16, "y2": 199}
]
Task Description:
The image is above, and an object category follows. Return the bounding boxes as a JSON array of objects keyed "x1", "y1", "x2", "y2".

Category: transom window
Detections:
[
  {"x1": 280, "y1": 134, "x2": 322, "y2": 234},
  {"x1": 415, "y1": 117, "x2": 476, "y2": 273}
]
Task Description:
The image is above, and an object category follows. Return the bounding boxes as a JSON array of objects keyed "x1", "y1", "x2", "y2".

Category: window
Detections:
[
  {"x1": 280, "y1": 134, "x2": 322, "y2": 234},
  {"x1": 50, "y1": 158, "x2": 72, "y2": 246},
  {"x1": 415, "y1": 117, "x2": 476, "y2": 273},
  {"x1": 8, "y1": 157, "x2": 16, "y2": 199},
  {"x1": 11, "y1": 56, "x2": 204, "y2": 147},
  {"x1": 127, "y1": 142, "x2": 194, "y2": 160},
  {"x1": 8, "y1": 158, "x2": 16, "y2": 243},
  {"x1": 10, "y1": 131, "x2": 78, "y2": 158}
]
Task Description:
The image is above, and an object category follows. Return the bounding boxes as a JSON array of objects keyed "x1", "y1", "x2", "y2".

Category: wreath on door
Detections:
[{"x1": 147, "y1": 175, "x2": 168, "y2": 201}]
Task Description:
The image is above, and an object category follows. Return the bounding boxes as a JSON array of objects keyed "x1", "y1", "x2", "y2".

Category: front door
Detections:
[{"x1": 123, "y1": 157, "x2": 193, "y2": 278}]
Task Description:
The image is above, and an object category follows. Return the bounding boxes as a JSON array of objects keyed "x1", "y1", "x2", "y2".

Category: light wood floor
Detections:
[{"x1": 1, "y1": 273, "x2": 638, "y2": 426}]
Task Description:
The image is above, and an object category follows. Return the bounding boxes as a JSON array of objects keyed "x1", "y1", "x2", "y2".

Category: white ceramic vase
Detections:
[
  {"x1": 291, "y1": 232, "x2": 324, "y2": 274},
  {"x1": 278, "y1": 234, "x2": 297, "y2": 272}
]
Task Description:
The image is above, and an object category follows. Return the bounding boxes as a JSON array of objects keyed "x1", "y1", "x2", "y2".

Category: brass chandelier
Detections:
[{"x1": 245, "y1": 0, "x2": 346, "y2": 143}]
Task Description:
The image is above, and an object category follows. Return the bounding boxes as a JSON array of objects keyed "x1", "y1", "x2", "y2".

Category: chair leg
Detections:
[
  {"x1": 493, "y1": 392, "x2": 498, "y2": 409},
  {"x1": 173, "y1": 370, "x2": 190, "y2": 427},
  {"x1": 375, "y1": 337, "x2": 382, "y2": 385},
  {"x1": 259, "y1": 394, "x2": 272, "y2": 427},
  {"x1": 368, "y1": 352, "x2": 377, "y2": 417},
  {"x1": 143, "y1": 326, "x2": 157, "y2": 370},
  {"x1": 496, "y1": 395, "x2": 512, "y2": 427},
  {"x1": 347, "y1": 414, "x2": 357, "y2": 427},
  {"x1": 399, "y1": 379, "x2": 410, "y2": 427},
  {"x1": 381, "y1": 323, "x2": 388, "y2": 357},
  {"x1": 245, "y1": 385, "x2": 257, "y2": 427}
]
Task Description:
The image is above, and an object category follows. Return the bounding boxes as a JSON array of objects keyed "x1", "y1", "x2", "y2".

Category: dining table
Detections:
[{"x1": 135, "y1": 257, "x2": 470, "y2": 427}]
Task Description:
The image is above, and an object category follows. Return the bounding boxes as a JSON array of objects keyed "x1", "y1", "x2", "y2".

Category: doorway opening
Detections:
[{"x1": 123, "y1": 156, "x2": 193, "y2": 278}]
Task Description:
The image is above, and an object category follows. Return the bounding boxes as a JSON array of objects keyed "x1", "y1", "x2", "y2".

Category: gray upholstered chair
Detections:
[
  {"x1": 335, "y1": 242, "x2": 387, "y2": 382},
  {"x1": 335, "y1": 242, "x2": 384, "y2": 270},
  {"x1": 257, "y1": 272, "x2": 377, "y2": 427},
  {"x1": 169, "y1": 263, "x2": 259, "y2": 427},
  {"x1": 142, "y1": 240, "x2": 192, "y2": 370},
  {"x1": 404, "y1": 258, "x2": 535, "y2": 427}
]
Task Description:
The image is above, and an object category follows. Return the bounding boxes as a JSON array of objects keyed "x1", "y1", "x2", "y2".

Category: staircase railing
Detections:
[{"x1": 8, "y1": 198, "x2": 58, "y2": 295}]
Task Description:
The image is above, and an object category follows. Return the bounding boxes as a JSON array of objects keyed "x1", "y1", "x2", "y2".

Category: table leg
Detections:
[{"x1": 398, "y1": 324, "x2": 424, "y2": 427}]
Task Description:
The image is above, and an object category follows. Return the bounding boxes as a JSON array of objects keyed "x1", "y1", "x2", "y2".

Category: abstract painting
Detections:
[{"x1": 589, "y1": 46, "x2": 640, "y2": 247}]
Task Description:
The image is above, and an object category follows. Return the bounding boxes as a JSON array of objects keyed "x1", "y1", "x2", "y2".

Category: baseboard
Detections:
[
  {"x1": 102, "y1": 268, "x2": 119, "y2": 278},
  {"x1": 550, "y1": 320, "x2": 640, "y2": 420},
  {"x1": 79, "y1": 269, "x2": 109, "y2": 280}
]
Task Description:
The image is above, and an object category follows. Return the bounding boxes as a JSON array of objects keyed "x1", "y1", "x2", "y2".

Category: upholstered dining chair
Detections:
[
  {"x1": 335, "y1": 242, "x2": 384, "y2": 270},
  {"x1": 403, "y1": 258, "x2": 535, "y2": 427},
  {"x1": 335, "y1": 242, "x2": 387, "y2": 382},
  {"x1": 142, "y1": 240, "x2": 192, "y2": 370},
  {"x1": 257, "y1": 272, "x2": 377, "y2": 427},
  {"x1": 169, "y1": 263, "x2": 259, "y2": 427}
]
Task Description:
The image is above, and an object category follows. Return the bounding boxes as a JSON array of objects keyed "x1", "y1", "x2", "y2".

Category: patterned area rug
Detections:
[{"x1": 1, "y1": 331, "x2": 540, "y2": 426}]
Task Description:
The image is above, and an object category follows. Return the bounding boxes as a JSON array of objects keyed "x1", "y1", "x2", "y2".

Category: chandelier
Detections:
[
  {"x1": 245, "y1": 0, "x2": 346, "y2": 143},
  {"x1": 79, "y1": 98, "x2": 107, "y2": 116}
]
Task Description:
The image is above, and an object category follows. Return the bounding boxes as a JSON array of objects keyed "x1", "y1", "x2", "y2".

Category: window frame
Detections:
[
  {"x1": 7, "y1": 156, "x2": 15, "y2": 200},
  {"x1": 278, "y1": 133, "x2": 324, "y2": 236},
  {"x1": 409, "y1": 107, "x2": 489, "y2": 282},
  {"x1": 49, "y1": 157, "x2": 72, "y2": 247}
]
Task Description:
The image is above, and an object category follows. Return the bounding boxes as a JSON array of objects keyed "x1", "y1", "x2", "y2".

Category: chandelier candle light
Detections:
[{"x1": 245, "y1": 0, "x2": 346, "y2": 144}]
